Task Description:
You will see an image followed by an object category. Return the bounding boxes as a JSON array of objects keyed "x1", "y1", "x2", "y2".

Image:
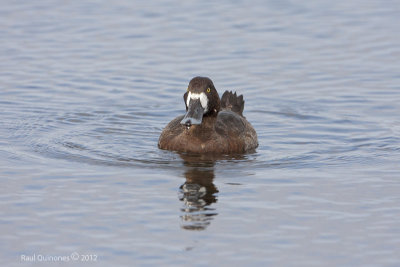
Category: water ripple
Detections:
[{"x1": 1, "y1": 0, "x2": 400, "y2": 266}]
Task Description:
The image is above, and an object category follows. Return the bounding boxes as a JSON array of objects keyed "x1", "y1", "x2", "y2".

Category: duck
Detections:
[{"x1": 158, "y1": 77, "x2": 258, "y2": 154}]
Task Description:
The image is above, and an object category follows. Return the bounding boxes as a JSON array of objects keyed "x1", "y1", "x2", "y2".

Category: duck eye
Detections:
[{"x1": 207, "y1": 88, "x2": 211, "y2": 93}]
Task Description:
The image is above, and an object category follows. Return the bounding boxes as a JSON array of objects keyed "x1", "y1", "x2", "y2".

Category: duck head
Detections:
[{"x1": 181, "y1": 77, "x2": 221, "y2": 128}]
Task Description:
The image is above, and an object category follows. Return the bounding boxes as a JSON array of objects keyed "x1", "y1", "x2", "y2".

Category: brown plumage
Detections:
[{"x1": 158, "y1": 77, "x2": 258, "y2": 154}]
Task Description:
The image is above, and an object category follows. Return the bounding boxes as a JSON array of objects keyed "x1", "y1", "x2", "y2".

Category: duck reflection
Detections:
[{"x1": 178, "y1": 153, "x2": 219, "y2": 231}]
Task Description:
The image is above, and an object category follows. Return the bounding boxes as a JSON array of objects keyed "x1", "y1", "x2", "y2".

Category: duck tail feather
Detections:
[{"x1": 221, "y1": 90, "x2": 245, "y2": 116}]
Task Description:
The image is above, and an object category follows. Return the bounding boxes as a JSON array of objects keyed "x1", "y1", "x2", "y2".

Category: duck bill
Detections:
[{"x1": 180, "y1": 99, "x2": 204, "y2": 127}]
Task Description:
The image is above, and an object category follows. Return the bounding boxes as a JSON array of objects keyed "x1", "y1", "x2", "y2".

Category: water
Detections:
[{"x1": 1, "y1": 0, "x2": 400, "y2": 266}]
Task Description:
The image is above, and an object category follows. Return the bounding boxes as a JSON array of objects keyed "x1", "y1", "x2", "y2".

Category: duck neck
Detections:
[{"x1": 187, "y1": 115, "x2": 216, "y2": 133}]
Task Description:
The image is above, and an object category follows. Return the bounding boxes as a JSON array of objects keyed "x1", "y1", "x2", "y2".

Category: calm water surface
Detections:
[{"x1": 1, "y1": 0, "x2": 400, "y2": 266}]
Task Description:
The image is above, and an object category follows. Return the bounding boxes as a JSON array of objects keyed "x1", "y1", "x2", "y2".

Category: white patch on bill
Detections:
[{"x1": 187, "y1": 92, "x2": 208, "y2": 113}]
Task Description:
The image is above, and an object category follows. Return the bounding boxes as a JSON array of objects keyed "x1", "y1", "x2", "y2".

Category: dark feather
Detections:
[{"x1": 221, "y1": 90, "x2": 245, "y2": 116}]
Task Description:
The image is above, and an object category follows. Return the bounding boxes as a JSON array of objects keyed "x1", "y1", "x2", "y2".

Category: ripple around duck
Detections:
[
  {"x1": 25, "y1": 107, "x2": 308, "y2": 172},
  {"x1": 2, "y1": 75, "x2": 397, "y2": 178},
  {"x1": 13, "y1": 91, "x2": 394, "y2": 174}
]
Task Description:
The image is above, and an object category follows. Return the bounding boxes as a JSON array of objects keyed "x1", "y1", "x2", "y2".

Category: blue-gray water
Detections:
[{"x1": 1, "y1": 1, "x2": 400, "y2": 266}]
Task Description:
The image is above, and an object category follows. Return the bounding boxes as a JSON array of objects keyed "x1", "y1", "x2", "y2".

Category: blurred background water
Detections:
[{"x1": 1, "y1": 0, "x2": 400, "y2": 266}]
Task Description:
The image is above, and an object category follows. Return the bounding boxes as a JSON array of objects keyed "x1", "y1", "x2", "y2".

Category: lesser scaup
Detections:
[{"x1": 158, "y1": 77, "x2": 258, "y2": 154}]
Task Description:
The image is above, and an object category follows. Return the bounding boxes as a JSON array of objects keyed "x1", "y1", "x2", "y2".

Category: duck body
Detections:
[{"x1": 158, "y1": 77, "x2": 258, "y2": 154}]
